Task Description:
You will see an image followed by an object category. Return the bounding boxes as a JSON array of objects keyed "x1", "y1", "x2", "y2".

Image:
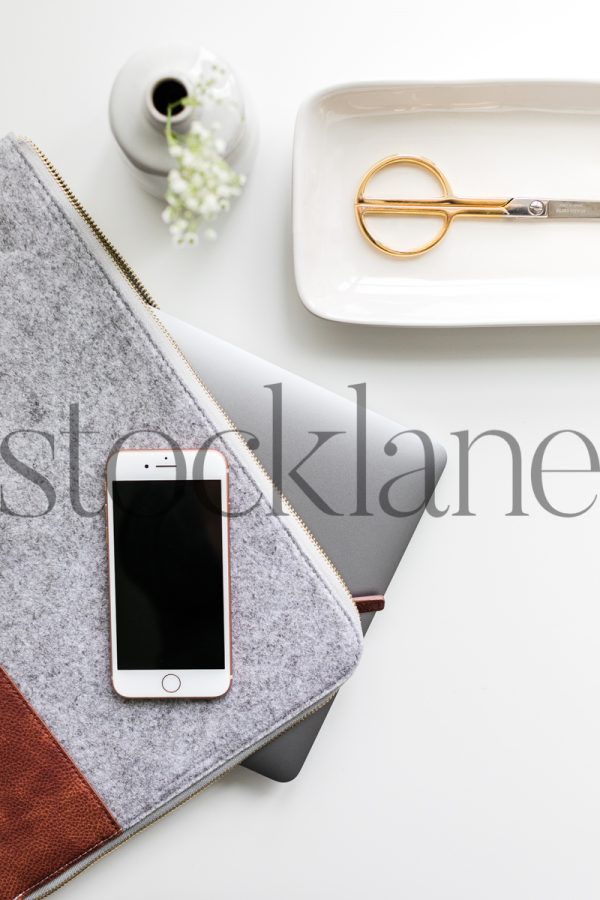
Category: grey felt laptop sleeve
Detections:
[{"x1": 0, "y1": 134, "x2": 362, "y2": 899}]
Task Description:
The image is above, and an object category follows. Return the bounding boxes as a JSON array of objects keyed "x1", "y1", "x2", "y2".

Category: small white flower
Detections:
[
  {"x1": 185, "y1": 195, "x2": 200, "y2": 212},
  {"x1": 168, "y1": 171, "x2": 187, "y2": 195}
]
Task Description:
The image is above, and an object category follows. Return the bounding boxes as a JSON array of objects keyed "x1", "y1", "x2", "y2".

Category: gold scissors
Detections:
[{"x1": 355, "y1": 155, "x2": 600, "y2": 258}]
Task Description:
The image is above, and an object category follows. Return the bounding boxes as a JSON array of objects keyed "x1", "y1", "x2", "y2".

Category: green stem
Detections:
[{"x1": 165, "y1": 95, "x2": 198, "y2": 144}]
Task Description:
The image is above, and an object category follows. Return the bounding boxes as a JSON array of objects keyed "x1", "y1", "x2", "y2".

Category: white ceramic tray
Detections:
[{"x1": 292, "y1": 81, "x2": 600, "y2": 327}]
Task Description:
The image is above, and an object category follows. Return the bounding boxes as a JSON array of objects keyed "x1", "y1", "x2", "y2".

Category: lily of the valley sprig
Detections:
[{"x1": 162, "y1": 65, "x2": 246, "y2": 245}]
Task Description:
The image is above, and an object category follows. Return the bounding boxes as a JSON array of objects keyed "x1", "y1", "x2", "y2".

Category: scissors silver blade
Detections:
[{"x1": 506, "y1": 198, "x2": 600, "y2": 218}]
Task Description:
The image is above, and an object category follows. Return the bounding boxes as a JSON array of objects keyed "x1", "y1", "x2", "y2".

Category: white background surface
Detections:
[{"x1": 3, "y1": 2, "x2": 600, "y2": 898}]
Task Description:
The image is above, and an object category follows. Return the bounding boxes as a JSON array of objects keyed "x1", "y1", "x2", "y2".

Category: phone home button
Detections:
[{"x1": 162, "y1": 673, "x2": 181, "y2": 693}]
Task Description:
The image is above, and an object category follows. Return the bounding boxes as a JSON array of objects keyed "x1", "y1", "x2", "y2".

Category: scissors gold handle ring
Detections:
[{"x1": 355, "y1": 156, "x2": 511, "y2": 258}]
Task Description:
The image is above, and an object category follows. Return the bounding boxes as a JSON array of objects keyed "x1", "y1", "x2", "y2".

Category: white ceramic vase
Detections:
[{"x1": 109, "y1": 44, "x2": 257, "y2": 199}]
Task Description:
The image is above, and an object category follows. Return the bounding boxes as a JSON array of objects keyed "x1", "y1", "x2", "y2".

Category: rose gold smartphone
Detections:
[{"x1": 105, "y1": 448, "x2": 231, "y2": 699}]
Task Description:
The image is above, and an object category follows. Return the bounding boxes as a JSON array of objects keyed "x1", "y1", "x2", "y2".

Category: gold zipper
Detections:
[
  {"x1": 19, "y1": 140, "x2": 159, "y2": 310},
  {"x1": 20, "y1": 137, "x2": 353, "y2": 605}
]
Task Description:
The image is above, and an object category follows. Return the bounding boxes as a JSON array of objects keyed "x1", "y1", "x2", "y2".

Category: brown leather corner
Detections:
[
  {"x1": 353, "y1": 594, "x2": 385, "y2": 613},
  {"x1": 0, "y1": 667, "x2": 121, "y2": 900}
]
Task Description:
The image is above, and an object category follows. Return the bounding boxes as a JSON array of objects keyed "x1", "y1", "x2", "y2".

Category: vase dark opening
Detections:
[
  {"x1": 146, "y1": 74, "x2": 193, "y2": 131},
  {"x1": 152, "y1": 77, "x2": 188, "y2": 116}
]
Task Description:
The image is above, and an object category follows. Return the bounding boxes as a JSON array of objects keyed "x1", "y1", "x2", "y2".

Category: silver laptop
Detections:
[{"x1": 159, "y1": 312, "x2": 446, "y2": 781}]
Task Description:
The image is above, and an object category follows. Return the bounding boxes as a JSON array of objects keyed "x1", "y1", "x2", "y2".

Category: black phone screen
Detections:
[{"x1": 112, "y1": 479, "x2": 225, "y2": 670}]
